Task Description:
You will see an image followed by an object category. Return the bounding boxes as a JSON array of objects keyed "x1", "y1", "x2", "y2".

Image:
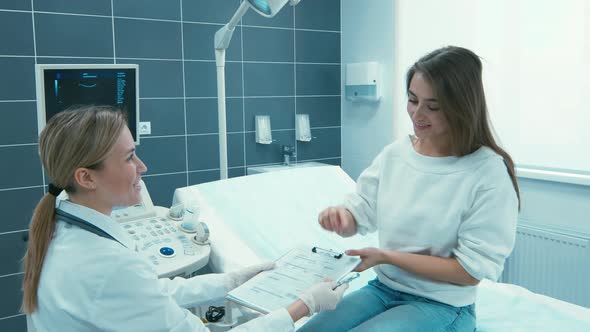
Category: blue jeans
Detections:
[{"x1": 298, "y1": 278, "x2": 476, "y2": 332}]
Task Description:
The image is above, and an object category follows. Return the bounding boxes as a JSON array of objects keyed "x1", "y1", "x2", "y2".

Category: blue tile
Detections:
[
  {"x1": 136, "y1": 136, "x2": 186, "y2": 175},
  {"x1": 142, "y1": 173, "x2": 186, "y2": 207},
  {"x1": 34, "y1": 0, "x2": 111, "y2": 15},
  {"x1": 186, "y1": 98, "x2": 217, "y2": 134},
  {"x1": 187, "y1": 133, "x2": 243, "y2": 170},
  {"x1": 191, "y1": 167, "x2": 243, "y2": 181},
  {"x1": 37, "y1": 57, "x2": 114, "y2": 65},
  {"x1": 0, "y1": 11, "x2": 34, "y2": 55},
  {"x1": 113, "y1": 0, "x2": 180, "y2": 20},
  {"x1": 296, "y1": 30, "x2": 340, "y2": 63},
  {"x1": 229, "y1": 166, "x2": 245, "y2": 178},
  {"x1": 118, "y1": 59, "x2": 184, "y2": 98},
  {"x1": 0, "y1": 102, "x2": 37, "y2": 145},
  {"x1": 296, "y1": 64, "x2": 340, "y2": 96},
  {"x1": 243, "y1": 27, "x2": 293, "y2": 62},
  {"x1": 0, "y1": 273, "x2": 22, "y2": 318},
  {"x1": 0, "y1": 0, "x2": 31, "y2": 10},
  {"x1": 226, "y1": 98, "x2": 245, "y2": 132},
  {"x1": 0, "y1": 231, "x2": 27, "y2": 275},
  {"x1": 187, "y1": 134, "x2": 218, "y2": 171},
  {"x1": 0, "y1": 187, "x2": 44, "y2": 233},
  {"x1": 243, "y1": 63, "x2": 294, "y2": 96},
  {"x1": 0, "y1": 57, "x2": 35, "y2": 100},
  {"x1": 183, "y1": 23, "x2": 241, "y2": 61},
  {"x1": 34, "y1": 13, "x2": 113, "y2": 57},
  {"x1": 115, "y1": 18, "x2": 182, "y2": 60},
  {"x1": 184, "y1": 61, "x2": 242, "y2": 97},
  {"x1": 296, "y1": 127, "x2": 340, "y2": 160},
  {"x1": 295, "y1": 0, "x2": 340, "y2": 31},
  {"x1": 0, "y1": 313, "x2": 26, "y2": 332},
  {"x1": 296, "y1": 96, "x2": 340, "y2": 127},
  {"x1": 244, "y1": 97, "x2": 294, "y2": 131},
  {"x1": 298, "y1": 157, "x2": 341, "y2": 166},
  {"x1": 186, "y1": 98, "x2": 244, "y2": 134},
  {"x1": 228, "y1": 132, "x2": 245, "y2": 167},
  {"x1": 242, "y1": 2, "x2": 293, "y2": 28},
  {"x1": 0, "y1": 145, "x2": 42, "y2": 189},
  {"x1": 183, "y1": 0, "x2": 240, "y2": 24},
  {"x1": 245, "y1": 130, "x2": 295, "y2": 165},
  {"x1": 139, "y1": 99, "x2": 185, "y2": 136},
  {"x1": 323, "y1": 158, "x2": 341, "y2": 166},
  {"x1": 188, "y1": 169, "x2": 219, "y2": 185}
]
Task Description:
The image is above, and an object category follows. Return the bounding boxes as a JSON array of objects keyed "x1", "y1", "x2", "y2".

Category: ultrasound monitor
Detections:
[{"x1": 35, "y1": 64, "x2": 140, "y2": 144}]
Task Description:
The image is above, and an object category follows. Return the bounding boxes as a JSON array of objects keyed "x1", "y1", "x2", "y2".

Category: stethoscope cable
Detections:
[{"x1": 55, "y1": 208, "x2": 124, "y2": 247}]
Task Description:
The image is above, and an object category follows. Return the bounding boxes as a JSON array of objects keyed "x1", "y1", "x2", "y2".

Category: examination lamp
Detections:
[{"x1": 215, "y1": 0, "x2": 301, "y2": 179}]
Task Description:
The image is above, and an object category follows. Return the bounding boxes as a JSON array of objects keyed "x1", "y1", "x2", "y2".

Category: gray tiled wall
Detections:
[{"x1": 0, "y1": 0, "x2": 341, "y2": 329}]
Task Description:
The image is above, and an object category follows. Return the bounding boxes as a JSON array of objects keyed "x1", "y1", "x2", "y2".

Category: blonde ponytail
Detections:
[{"x1": 21, "y1": 193, "x2": 58, "y2": 313}]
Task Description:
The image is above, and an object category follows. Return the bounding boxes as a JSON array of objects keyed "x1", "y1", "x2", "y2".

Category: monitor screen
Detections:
[{"x1": 35, "y1": 64, "x2": 140, "y2": 144}]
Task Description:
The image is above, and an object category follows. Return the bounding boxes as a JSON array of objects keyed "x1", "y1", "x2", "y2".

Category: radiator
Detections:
[{"x1": 501, "y1": 223, "x2": 590, "y2": 307}]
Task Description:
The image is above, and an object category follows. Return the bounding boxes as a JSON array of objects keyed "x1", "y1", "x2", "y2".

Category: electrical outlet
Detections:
[{"x1": 139, "y1": 121, "x2": 151, "y2": 135}]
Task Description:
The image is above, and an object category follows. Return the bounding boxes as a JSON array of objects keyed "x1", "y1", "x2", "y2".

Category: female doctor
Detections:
[{"x1": 22, "y1": 105, "x2": 347, "y2": 331}]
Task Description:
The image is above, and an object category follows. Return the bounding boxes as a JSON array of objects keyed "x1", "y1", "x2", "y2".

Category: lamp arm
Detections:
[
  {"x1": 214, "y1": 1, "x2": 251, "y2": 180},
  {"x1": 214, "y1": 1, "x2": 250, "y2": 50},
  {"x1": 213, "y1": 0, "x2": 303, "y2": 180},
  {"x1": 215, "y1": 53, "x2": 228, "y2": 180}
]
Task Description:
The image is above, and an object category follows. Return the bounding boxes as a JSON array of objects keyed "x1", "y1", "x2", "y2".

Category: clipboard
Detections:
[{"x1": 226, "y1": 245, "x2": 361, "y2": 314}]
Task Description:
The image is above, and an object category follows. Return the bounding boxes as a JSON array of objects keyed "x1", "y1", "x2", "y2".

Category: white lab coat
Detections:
[{"x1": 31, "y1": 200, "x2": 294, "y2": 332}]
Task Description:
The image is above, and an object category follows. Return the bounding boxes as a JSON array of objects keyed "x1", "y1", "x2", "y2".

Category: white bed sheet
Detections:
[
  {"x1": 173, "y1": 166, "x2": 590, "y2": 331},
  {"x1": 476, "y1": 279, "x2": 590, "y2": 331}
]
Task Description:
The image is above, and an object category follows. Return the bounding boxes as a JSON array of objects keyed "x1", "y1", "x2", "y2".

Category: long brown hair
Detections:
[
  {"x1": 22, "y1": 105, "x2": 126, "y2": 314},
  {"x1": 406, "y1": 46, "x2": 520, "y2": 208}
]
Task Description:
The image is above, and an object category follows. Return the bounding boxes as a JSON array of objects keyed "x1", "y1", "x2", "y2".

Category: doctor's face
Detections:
[
  {"x1": 407, "y1": 72, "x2": 451, "y2": 144},
  {"x1": 93, "y1": 127, "x2": 147, "y2": 208}
]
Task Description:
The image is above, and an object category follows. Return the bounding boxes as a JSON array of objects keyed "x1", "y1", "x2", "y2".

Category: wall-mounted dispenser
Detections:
[
  {"x1": 255, "y1": 115, "x2": 273, "y2": 144},
  {"x1": 345, "y1": 61, "x2": 380, "y2": 102},
  {"x1": 296, "y1": 113, "x2": 312, "y2": 142}
]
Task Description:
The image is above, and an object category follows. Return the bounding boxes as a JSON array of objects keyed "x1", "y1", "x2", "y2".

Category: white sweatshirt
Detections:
[{"x1": 344, "y1": 136, "x2": 519, "y2": 307}]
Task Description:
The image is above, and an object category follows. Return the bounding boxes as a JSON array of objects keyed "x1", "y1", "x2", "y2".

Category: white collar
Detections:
[{"x1": 56, "y1": 200, "x2": 135, "y2": 250}]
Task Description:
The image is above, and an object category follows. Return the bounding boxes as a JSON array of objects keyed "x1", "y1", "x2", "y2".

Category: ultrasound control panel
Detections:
[
  {"x1": 54, "y1": 180, "x2": 210, "y2": 278},
  {"x1": 118, "y1": 206, "x2": 210, "y2": 278},
  {"x1": 109, "y1": 181, "x2": 210, "y2": 278}
]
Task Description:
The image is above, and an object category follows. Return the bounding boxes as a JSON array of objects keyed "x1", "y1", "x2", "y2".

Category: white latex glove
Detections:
[
  {"x1": 298, "y1": 279, "x2": 349, "y2": 316},
  {"x1": 226, "y1": 261, "x2": 275, "y2": 291}
]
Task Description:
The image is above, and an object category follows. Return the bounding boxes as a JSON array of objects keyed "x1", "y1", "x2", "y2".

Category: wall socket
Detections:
[{"x1": 139, "y1": 121, "x2": 151, "y2": 135}]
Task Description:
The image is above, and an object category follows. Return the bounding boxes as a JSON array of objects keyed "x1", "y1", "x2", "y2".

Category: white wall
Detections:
[
  {"x1": 392, "y1": 0, "x2": 590, "y2": 173},
  {"x1": 392, "y1": 0, "x2": 520, "y2": 143},
  {"x1": 341, "y1": 0, "x2": 395, "y2": 180}
]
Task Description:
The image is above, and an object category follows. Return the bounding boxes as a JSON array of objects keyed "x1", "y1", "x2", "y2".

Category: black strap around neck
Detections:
[{"x1": 55, "y1": 209, "x2": 124, "y2": 247}]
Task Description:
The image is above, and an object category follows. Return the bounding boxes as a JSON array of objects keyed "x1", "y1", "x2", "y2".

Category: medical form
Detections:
[{"x1": 226, "y1": 246, "x2": 361, "y2": 314}]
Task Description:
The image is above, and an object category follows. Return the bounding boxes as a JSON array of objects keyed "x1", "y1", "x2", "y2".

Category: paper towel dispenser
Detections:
[{"x1": 345, "y1": 62, "x2": 380, "y2": 102}]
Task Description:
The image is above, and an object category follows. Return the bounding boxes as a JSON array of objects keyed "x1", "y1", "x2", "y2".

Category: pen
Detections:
[{"x1": 333, "y1": 272, "x2": 360, "y2": 290}]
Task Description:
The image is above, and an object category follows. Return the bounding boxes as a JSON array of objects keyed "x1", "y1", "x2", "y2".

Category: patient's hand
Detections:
[
  {"x1": 318, "y1": 206, "x2": 357, "y2": 237},
  {"x1": 226, "y1": 261, "x2": 275, "y2": 291},
  {"x1": 345, "y1": 247, "x2": 384, "y2": 272}
]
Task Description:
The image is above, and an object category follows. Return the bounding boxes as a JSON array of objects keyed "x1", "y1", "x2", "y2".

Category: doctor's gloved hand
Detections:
[
  {"x1": 298, "y1": 279, "x2": 348, "y2": 316},
  {"x1": 318, "y1": 206, "x2": 357, "y2": 237},
  {"x1": 226, "y1": 261, "x2": 275, "y2": 291}
]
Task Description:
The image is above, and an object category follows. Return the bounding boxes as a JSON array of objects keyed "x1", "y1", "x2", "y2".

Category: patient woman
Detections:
[
  {"x1": 22, "y1": 105, "x2": 347, "y2": 331},
  {"x1": 299, "y1": 46, "x2": 520, "y2": 332}
]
